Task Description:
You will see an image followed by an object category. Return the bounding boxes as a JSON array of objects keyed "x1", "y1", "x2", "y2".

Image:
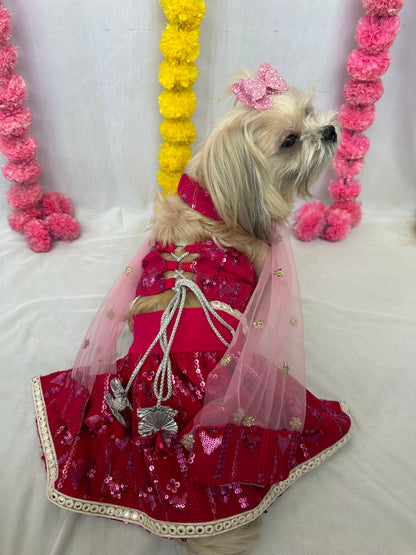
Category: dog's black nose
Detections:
[{"x1": 321, "y1": 125, "x2": 337, "y2": 143}]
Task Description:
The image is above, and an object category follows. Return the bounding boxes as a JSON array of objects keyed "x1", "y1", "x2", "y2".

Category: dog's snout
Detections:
[{"x1": 321, "y1": 125, "x2": 337, "y2": 143}]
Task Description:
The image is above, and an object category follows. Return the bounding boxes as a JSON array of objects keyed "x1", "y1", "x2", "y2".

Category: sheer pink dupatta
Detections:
[
  {"x1": 71, "y1": 238, "x2": 151, "y2": 392},
  {"x1": 193, "y1": 226, "x2": 306, "y2": 432},
  {"x1": 70, "y1": 226, "x2": 306, "y2": 434}
]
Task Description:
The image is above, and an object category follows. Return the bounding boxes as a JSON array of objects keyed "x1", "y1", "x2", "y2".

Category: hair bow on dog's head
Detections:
[{"x1": 232, "y1": 62, "x2": 288, "y2": 110}]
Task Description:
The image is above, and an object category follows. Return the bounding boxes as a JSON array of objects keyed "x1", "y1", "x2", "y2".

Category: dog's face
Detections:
[
  {"x1": 268, "y1": 86, "x2": 338, "y2": 200},
  {"x1": 190, "y1": 85, "x2": 338, "y2": 243}
]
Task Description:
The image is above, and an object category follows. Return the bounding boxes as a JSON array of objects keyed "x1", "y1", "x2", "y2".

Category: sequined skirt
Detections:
[{"x1": 32, "y1": 343, "x2": 352, "y2": 539}]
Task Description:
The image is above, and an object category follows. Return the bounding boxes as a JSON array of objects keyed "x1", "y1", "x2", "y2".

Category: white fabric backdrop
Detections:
[{"x1": 1, "y1": 1, "x2": 415, "y2": 554}]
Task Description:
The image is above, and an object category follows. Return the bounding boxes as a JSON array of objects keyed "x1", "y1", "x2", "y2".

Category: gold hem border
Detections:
[{"x1": 32, "y1": 375, "x2": 353, "y2": 539}]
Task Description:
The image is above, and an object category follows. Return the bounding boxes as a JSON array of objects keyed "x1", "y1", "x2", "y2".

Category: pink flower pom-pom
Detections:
[
  {"x1": 2, "y1": 158, "x2": 41, "y2": 184},
  {"x1": 23, "y1": 218, "x2": 52, "y2": 252},
  {"x1": 294, "y1": 207, "x2": 327, "y2": 242},
  {"x1": 343, "y1": 78, "x2": 384, "y2": 106},
  {"x1": 320, "y1": 208, "x2": 352, "y2": 242},
  {"x1": 338, "y1": 103, "x2": 376, "y2": 131},
  {"x1": 5, "y1": 182, "x2": 43, "y2": 209},
  {"x1": 295, "y1": 199, "x2": 328, "y2": 222},
  {"x1": 0, "y1": 74, "x2": 27, "y2": 112},
  {"x1": 328, "y1": 178, "x2": 362, "y2": 201},
  {"x1": 0, "y1": 135, "x2": 38, "y2": 161},
  {"x1": 0, "y1": 44, "x2": 18, "y2": 77},
  {"x1": 7, "y1": 206, "x2": 42, "y2": 231},
  {"x1": 356, "y1": 14, "x2": 401, "y2": 54},
  {"x1": 332, "y1": 152, "x2": 365, "y2": 178},
  {"x1": 40, "y1": 191, "x2": 74, "y2": 217},
  {"x1": 331, "y1": 200, "x2": 362, "y2": 227},
  {"x1": 46, "y1": 213, "x2": 80, "y2": 241},
  {"x1": 362, "y1": 0, "x2": 403, "y2": 16},
  {"x1": 337, "y1": 129, "x2": 370, "y2": 159},
  {"x1": 347, "y1": 49, "x2": 391, "y2": 81},
  {"x1": 0, "y1": 107, "x2": 32, "y2": 136},
  {"x1": 0, "y1": 6, "x2": 12, "y2": 46}
]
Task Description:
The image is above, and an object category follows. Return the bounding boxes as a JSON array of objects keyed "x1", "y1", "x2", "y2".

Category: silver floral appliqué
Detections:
[
  {"x1": 137, "y1": 405, "x2": 178, "y2": 440},
  {"x1": 105, "y1": 377, "x2": 132, "y2": 427}
]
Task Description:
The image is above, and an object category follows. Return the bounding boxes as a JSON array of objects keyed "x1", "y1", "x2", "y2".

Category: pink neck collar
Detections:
[{"x1": 177, "y1": 174, "x2": 222, "y2": 222}]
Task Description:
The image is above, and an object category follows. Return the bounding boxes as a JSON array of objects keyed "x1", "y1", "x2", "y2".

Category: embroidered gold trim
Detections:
[{"x1": 32, "y1": 375, "x2": 353, "y2": 539}]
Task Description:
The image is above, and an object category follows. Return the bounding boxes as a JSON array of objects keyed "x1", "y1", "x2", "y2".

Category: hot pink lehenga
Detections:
[{"x1": 32, "y1": 175, "x2": 352, "y2": 538}]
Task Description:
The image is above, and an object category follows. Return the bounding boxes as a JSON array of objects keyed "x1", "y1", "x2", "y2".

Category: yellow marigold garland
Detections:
[{"x1": 158, "y1": 0, "x2": 206, "y2": 196}]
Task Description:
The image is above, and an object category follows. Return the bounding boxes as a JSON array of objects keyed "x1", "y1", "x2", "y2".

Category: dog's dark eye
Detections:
[{"x1": 281, "y1": 134, "x2": 298, "y2": 148}]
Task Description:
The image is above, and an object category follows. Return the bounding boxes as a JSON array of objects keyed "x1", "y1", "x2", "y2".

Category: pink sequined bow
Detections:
[{"x1": 231, "y1": 62, "x2": 288, "y2": 110}]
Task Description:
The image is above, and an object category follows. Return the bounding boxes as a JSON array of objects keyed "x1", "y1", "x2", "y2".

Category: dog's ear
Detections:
[{"x1": 200, "y1": 114, "x2": 290, "y2": 242}]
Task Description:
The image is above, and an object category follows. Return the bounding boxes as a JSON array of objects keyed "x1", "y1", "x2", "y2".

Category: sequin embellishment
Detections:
[
  {"x1": 289, "y1": 417, "x2": 303, "y2": 431},
  {"x1": 220, "y1": 354, "x2": 232, "y2": 366},
  {"x1": 123, "y1": 266, "x2": 132, "y2": 275},
  {"x1": 233, "y1": 408, "x2": 245, "y2": 424},
  {"x1": 273, "y1": 268, "x2": 285, "y2": 277},
  {"x1": 106, "y1": 309, "x2": 116, "y2": 320},
  {"x1": 243, "y1": 416, "x2": 255, "y2": 427},
  {"x1": 253, "y1": 320, "x2": 265, "y2": 329},
  {"x1": 282, "y1": 362, "x2": 290, "y2": 375},
  {"x1": 180, "y1": 433, "x2": 195, "y2": 451},
  {"x1": 199, "y1": 430, "x2": 223, "y2": 455}
]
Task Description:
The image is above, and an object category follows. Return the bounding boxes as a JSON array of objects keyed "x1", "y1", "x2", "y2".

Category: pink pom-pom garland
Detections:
[
  {"x1": 2, "y1": 158, "x2": 41, "y2": 184},
  {"x1": 5, "y1": 182, "x2": 43, "y2": 209},
  {"x1": 336, "y1": 129, "x2": 370, "y2": 160},
  {"x1": 295, "y1": 0, "x2": 403, "y2": 243},
  {"x1": 356, "y1": 14, "x2": 400, "y2": 53},
  {"x1": 0, "y1": 1, "x2": 80, "y2": 251},
  {"x1": 8, "y1": 206, "x2": 41, "y2": 231},
  {"x1": 0, "y1": 6, "x2": 12, "y2": 46},
  {"x1": 338, "y1": 103, "x2": 377, "y2": 131},
  {"x1": 330, "y1": 200, "x2": 362, "y2": 227},
  {"x1": 343, "y1": 78, "x2": 384, "y2": 106},
  {"x1": 0, "y1": 107, "x2": 32, "y2": 136},
  {"x1": 328, "y1": 178, "x2": 362, "y2": 201},
  {"x1": 23, "y1": 218, "x2": 52, "y2": 253},
  {"x1": 0, "y1": 44, "x2": 17, "y2": 76},
  {"x1": 332, "y1": 153, "x2": 365, "y2": 179},
  {"x1": 362, "y1": 0, "x2": 403, "y2": 17},
  {"x1": 0, "y1": 73, "x2": 27, "y2": 111},
  {"x1": 346, "y1": 49, "x2": 391, "y2": 81},
  {"x1": 320, "y1": 209, "x2": 352, "y2": 242},
  {"x1": 40, "y1": 191, "x2": 74, "y2": 217},
  {"x1": 294, "y1": 201, "x2": 329, "y2": 242},
  {"x1": 0, "y1": 134, "x2": 38, "y2": 162},
  {"x1": 46, "y1": 212, "x2": 81, "y2": 241}
]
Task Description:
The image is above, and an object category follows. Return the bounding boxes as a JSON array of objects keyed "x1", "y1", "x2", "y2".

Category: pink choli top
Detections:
[
  {"x1": 136, "y1": 240, "x2": 257, "y2": 311},
  {"x1": 129, "y1": 241, "x2": 258, "y2": 356}
]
